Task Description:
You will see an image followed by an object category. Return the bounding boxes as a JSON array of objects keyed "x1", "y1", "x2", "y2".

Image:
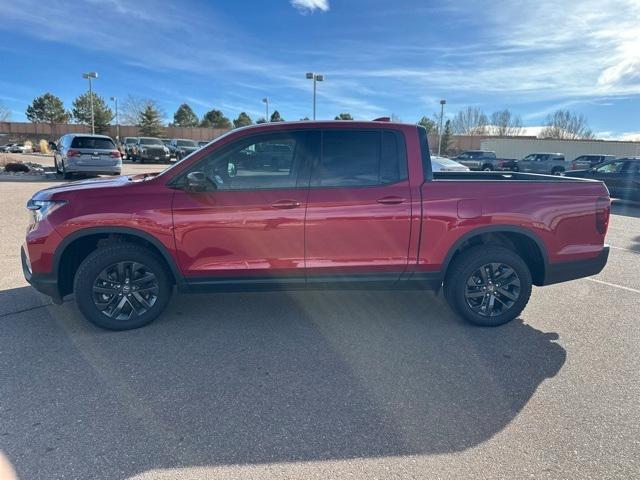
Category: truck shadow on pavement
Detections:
[{"x1": 0, "y1": 287, "x2": 566, "y2": 479}]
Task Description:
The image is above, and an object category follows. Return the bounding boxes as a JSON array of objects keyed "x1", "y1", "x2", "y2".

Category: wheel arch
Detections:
[
  {"x1": 442, "y1": 225, "x2": 548, "y2": 286},
  {"x1": 53, "y1": 227, "x2": 185, "y2": 297}
]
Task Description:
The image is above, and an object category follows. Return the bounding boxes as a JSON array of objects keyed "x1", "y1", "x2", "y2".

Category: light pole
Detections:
[
  {"x1": 305, "y1": 72, "x2": 324, "y2": 120},
  {"x1": 438, "y1": 99, "x2": 446, "y2": 156},
  {"x1": 82, "y1": 71, "x2": 98, "y2": 134},
  {"x1": 110, "y1": 96, "x2": 119, "y2": 141},
  {"x1": 262, "y1": 97, "x2": 269, "y2": 122}
]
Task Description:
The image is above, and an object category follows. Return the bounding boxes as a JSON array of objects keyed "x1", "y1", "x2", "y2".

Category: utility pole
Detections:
[
  {"x1": 305, "y1": 72, "x2": 324, "y2": 120},
  {"x1": 438, "y1": 99, "x2": 446, "y2": 156},
  {"x1": 82, "y1": 72, "x2": 98, "y2": 134},
  {"x1": 110, "y1": 96, "x2": 119, "y2": 141},
  {"x1": 262, "y1": 97, "x2": 269, "y2": 121}
]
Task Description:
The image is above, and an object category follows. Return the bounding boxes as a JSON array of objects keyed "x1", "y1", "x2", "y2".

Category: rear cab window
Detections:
[{"x1": 312, "y1": 129, "x2": 407, "y2": 187}]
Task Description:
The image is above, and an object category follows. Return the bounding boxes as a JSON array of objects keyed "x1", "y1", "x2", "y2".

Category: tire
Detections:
[
  {"x1": 552, "y1": 167, "x2": 564, "y2": 176},
  {"x1": 54, "y1": 156, "x2": 61, "y2": 174},
  {"x1": 74, "y1": 243, "x2": 173, "y2": 330},
  {"x1": 444, "y1": 245, "x2": 532, "y2": 327},
  {"x1": 61, "y1": 160, "x2": 73, "y2": 180},
  {"x1": 482, "y1": 165, "x2": 492, "y2": 171}
]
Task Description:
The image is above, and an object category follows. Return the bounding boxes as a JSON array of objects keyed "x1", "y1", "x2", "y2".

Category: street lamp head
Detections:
[
  {"x1": 440, "y1": 99, "x2": 446, "y2": 105},
  {"x1": 315, "y1": 74, "x2": 324, "y2": 82},
  {"x1": 82, "y1": 71, "x2": 98, "y2": 79},
  {"x1": 110, "y1": 96, "x2": 116, "y2": 101},
  {"x1": 262, "y1": 97, "x2": 268, "y2": 103},
  {"x1": 305, "y1": 72, "x2": 314, "y2": 79}
]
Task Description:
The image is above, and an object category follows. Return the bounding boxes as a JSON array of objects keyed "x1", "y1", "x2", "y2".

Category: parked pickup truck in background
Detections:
[
  {"x1": 518, "y1": 152, "x2": 568, "y2": 175},
  {"x1": 22, "y1": 120, "x2": 610, "y2": 331},
  {"x1": 453, "y1": 150, "x2": 518, "y2": 171}
]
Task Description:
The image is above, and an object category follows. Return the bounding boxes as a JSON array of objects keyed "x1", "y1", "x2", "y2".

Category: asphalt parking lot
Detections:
[{"x1": 1, "y1": 155, "x2": 639, "y2": 479}]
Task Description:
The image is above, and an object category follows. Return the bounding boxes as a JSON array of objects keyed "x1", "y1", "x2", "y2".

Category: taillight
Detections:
[
  {"x1": 110, "y1": 150, "x2": 121, "y2": 158},
  {"x1": 67, "y1": 149, "x2": 79, "y2": 157},
  {"x1": 595, "y1": 196, "x2": 610, "y2": 234}
]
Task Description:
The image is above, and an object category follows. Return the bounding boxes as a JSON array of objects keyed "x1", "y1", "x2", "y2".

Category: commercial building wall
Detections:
[{"x1": 480, "y1": 138, "x2": 640, "y2": 161}]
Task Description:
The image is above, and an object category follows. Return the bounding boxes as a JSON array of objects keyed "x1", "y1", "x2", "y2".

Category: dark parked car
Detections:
[
  {"x1": 23, "y1": 120, "x2": 610, "y2": 331},
  {"x1": 170, "y1": 138, "x2": 200, "y2": 161},
  {"x1": 121, "y1": 137, "x2": 138, "y2": 160},
  {"x1": 565, "y1": 157, "x2": 640, "y2": 201},
  {"x1": 131, "y1": 137, "x2": 171, "y2": 163},
  {"x1": 571, "y1": 154, "x2": 616, "y2": 170}
]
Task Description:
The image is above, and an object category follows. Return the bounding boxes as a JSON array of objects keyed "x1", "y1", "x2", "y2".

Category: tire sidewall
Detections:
[{"x1": 74, "y1": 245, "x2": 172, "y2": 330}]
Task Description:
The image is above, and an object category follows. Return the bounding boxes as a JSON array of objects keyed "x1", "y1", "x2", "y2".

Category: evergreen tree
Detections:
[
  {"x1": 201, "y1": 109, "x2": 232, "y2": 129},
  {"x1": 233, "y1": 112, "x2": 253, "y2": 128},
  {"x1": 72, "y1": 92, "x2": 113, "y2": 133},
  {"x1": 26, "y1": 93, "x2": 70, "y2": 123},
  {"x1": 138, "y1": 105, "x2": 164, "y2": 136},
  {"x1": 334, "y1": 112, "x2": 353, "y2": 120},
  {"x1": 270, "y1": 110, "x2": 283, "y2": 122},
  {"x1": 173, "y1": 103, "x2": 199, "y2": 127}
]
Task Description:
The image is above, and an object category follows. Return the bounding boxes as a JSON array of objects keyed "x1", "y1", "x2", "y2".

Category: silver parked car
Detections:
[
  {"x1": 518, "y1": 152, "x2": 567, "y2": 175},
  {"x1": 53, "y1": 134, "x2": 122, "y2": 179}
]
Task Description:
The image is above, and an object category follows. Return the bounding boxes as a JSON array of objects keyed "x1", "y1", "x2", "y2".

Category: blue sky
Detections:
[{"x1": 1, "y1": 0, "x2": 639, "y2": 138}]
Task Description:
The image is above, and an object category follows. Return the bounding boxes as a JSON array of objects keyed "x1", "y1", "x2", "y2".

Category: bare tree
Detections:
[
  {"x1": 540, "y1": 110, "x2": 595, "y2": 140},
  {"x1": 120, "y1": 95, "x2": 164, "y2": 126},
  {"x1": 451, "y1": 106, "x2": 488, "y2": 135},
  {"x1": 0, "y1": 101, "x2": 10, "y2": 121},
  {"x1": 489, "y1": 109, "x2": 524, "y2": 136}
]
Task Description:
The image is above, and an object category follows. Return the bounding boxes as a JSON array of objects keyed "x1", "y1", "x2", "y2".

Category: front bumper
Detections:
[
  {"x1": 21, "y1": 245, "x2": 63, "y2": 304},
  {"x1": 543, "y1": 245, "x2": 610, "y2": 286}
]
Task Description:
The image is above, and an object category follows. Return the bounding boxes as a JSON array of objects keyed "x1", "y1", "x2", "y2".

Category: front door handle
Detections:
[
  {"x1": 377, "y1": 196, "x2": 406, "y2": 205},
  {"x1": 271, "y1": 199, "x2": 301, "y2": 209}
]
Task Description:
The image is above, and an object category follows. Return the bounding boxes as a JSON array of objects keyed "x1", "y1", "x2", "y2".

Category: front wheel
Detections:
[
  {"x1": 444, "y1": 246, "x2": 532, "y2": 326},
  {"x1": 74, "y1": 243, "x2": 172, "y2": 330}
]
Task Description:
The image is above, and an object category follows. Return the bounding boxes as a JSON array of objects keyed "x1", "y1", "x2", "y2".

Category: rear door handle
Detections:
[
  {"x1": 271, "y1": 199, "x2": 301, "y2": 209},
  {"x1": 377, "y1": 196, "x2": 406, "y2": 205}
]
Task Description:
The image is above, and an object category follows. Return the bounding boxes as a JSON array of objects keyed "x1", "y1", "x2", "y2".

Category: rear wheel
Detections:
[
  {"x1": 552, "y1": 167, "x2": 564, "y2": 176},
  {"x1": 444, "y1": 246, "x2": 532, "y2": 326},
  {"x1": 61, "y1": 160, "x2": 72, "y2": 180},
  {"x1": 482, "y1": 165, "x2": 492, "y2": 171},
  {"x1": 74, "y1": 243, "x2": 172, "y2": 330}
]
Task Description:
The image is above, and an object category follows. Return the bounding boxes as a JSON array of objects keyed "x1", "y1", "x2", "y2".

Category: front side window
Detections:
[
  {"x1": 181, "y1": 131, "x2": 317, "y2": 191},
  {"x1": 312, "y1": 129, "x2": 407, "y2": 187}
]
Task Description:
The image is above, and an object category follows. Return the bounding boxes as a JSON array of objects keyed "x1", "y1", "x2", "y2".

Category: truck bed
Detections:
[{"x1": 432, "y1": 171, "x2": 600, "y2": 182}]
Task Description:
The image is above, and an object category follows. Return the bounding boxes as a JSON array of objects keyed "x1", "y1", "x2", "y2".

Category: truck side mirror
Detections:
[{"x1": 185, "y1": 171, "x2": 208, "y2": 192}]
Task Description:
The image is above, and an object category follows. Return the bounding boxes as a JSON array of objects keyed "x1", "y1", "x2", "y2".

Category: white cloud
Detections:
[{"x1": 290, "y1": 0, "x2": 329, "y2": 14}]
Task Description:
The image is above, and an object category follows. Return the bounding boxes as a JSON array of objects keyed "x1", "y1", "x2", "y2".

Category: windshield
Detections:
[
  {"x1": 125, "y1": 138, "x2": 137, "y2": 144},
  {"x1": 177, "y1": 140, "x2": 197, "y2": 147},
  {"x1": 140, "y1": 138, "x2": 163, "y2": 145}
]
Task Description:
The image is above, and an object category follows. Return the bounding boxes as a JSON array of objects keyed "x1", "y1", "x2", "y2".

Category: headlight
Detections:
[{"x1": 27, "y1": 199, "x2": 67, "y2": 222}]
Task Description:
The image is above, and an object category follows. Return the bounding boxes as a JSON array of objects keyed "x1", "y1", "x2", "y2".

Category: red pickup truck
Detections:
[{"x1": 22, "y1": 120, "x2": 610, "y2": 330}]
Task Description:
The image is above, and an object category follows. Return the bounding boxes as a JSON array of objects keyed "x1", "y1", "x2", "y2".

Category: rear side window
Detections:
[
  {"x1": 71, "y1": 137, "x2": 115, "y2": 149},
  {"x1": 313, "y1": 130, "x2": 407, "y2": 187}
]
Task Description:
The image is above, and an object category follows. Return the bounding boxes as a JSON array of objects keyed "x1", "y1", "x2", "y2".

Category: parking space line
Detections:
[
  {"x1": 586, "y1": 278, "x2": 640, "y2": 294},
  {"x1": 609, "y1": 245, "x2": 640, "y2": 254}
]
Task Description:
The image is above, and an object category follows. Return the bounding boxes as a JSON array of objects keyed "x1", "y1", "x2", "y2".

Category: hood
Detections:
[{"x1": 32, "y1": 175, "x2": 141, "y2": 200}]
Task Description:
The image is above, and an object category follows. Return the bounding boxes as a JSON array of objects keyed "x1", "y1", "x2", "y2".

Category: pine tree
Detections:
[
  {"x1": 72, "y1": 92, "x2": 113, "y2": 133},
  {"x1": 233, "y1": 112, "x2": 253, "y2": 128},
  {"x1": 26, "y1": 93, "x2": 70, "y2": 123},
  {"x1": 173, "y1": 103, "x2": 199, "y2": 127},
  {"x1": 138, "y1": 105, "x2": 164, "y2": 136}
]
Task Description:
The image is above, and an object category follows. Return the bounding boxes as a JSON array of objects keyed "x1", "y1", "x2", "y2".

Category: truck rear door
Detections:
[{"x1": 304, "y1": 128, "x2": 412, "y2": 281}]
